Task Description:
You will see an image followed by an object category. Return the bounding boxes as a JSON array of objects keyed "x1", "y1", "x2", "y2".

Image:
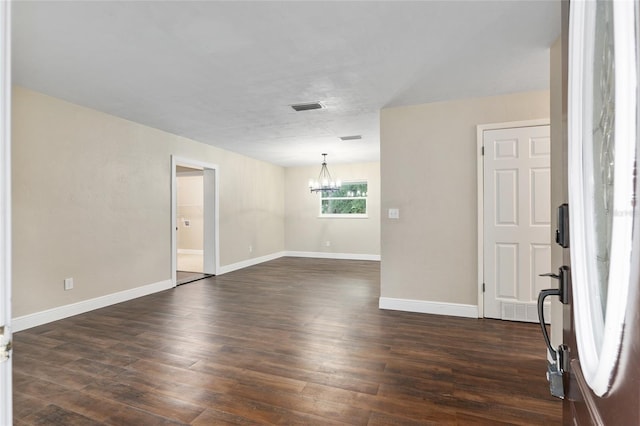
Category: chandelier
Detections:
[{"x1": 309, "y1": 153, "x2": 341, "y2": 193}]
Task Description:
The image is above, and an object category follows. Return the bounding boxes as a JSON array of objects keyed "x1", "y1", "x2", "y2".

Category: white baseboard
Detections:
[
  {"x1": 218, "y1": 251, "x2": 287, "y2": 275},
  {"x1": 285, "y1": 251, "x2": 381, "y2": 261},
  {"x1": 12, "y1": 279, "x2": 174, "y2": 332},
  {"x1": 177, "y1": 249, "x2": 203, "y2": 255},
  {"x1": 217, "y1": 251, "x2": 380, "y2": 275},
  {"x1": 379, "y1": 297, "x2": 478, "y2": 318}
]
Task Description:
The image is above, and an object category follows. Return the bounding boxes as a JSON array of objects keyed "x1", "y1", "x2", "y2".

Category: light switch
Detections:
[{"x1": 388, "y1": 208, "x2": 400, "y2": 219}]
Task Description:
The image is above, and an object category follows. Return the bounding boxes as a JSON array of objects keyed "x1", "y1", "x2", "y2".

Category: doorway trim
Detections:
[
  {"x1": 171, "y1": 156, "x2": 219, "y2": 285},
  {"x1": 0, "y1": 0, "x2": 11, "y2": 423},
  {"x1": 476, "y1": 118, "x2": 550, "y2": 318}
]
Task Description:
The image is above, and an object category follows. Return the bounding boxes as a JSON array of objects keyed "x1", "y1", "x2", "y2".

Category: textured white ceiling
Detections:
[{"x1": 12, "y1": 1, "x2": 560, "y2": 167}]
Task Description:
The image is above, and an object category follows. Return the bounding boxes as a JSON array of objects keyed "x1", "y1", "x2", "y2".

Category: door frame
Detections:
[
  {"x1": 0, "y1": 0, "x2": 11, "y2": 422},
  {"x1": 171, "y1": 156, "x2": 219, "y2": 285},
  {"x1": 476, "y1": 118, "x2": 550, "y2": 318}
]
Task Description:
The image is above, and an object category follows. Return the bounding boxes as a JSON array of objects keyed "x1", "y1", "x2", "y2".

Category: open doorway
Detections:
[
  {"x1": 176, "y1": 167, "x2": 206, "y2": 284},
  {"x1": 171, "y1": 156, "x2": 219, "y2": 286}
]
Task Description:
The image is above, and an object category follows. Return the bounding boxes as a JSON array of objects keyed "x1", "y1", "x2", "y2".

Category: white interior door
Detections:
[
  {"x1": 483, "y1": 125, "x2": 551, "y2": 322},
  {"x1": 0, "y1": 1, "x2": 12, "y2": 423}
]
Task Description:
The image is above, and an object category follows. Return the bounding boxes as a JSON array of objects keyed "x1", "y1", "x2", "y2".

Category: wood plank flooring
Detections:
[
  {"x1": 12, "y1": 257, "x2": 562, "y2": 425},
  {"x1": 176, "y1": 271, "x2": 212, "y2": 286}
]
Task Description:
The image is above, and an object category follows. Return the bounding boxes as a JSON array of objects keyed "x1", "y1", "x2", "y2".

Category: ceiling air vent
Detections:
[
  {"x1": 290, "y1": 102, "x2": 324, "y2": 112},
  {"x1": 340, "y1": 135, "x2": 362, "y2": 141}
]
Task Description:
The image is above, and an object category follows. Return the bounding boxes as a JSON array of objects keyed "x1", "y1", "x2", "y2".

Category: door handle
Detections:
[
  {"x1": 539, "y1": 266, "x2": 570, "y2": 304},
  {"x1": 540, "y1": 272, "x2": 560, "y2": 280},
  {"x1": 537, "y1": 287, "x2": 561, "y2": 361},
  {"x1": 537, "y1": 266, "x2": 570, "y2": 362}
]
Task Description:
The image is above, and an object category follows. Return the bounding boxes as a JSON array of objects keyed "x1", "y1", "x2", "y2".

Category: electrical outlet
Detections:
[
  {"x1": 325, "y1": 241, "x2": 331, "y2": 247},
  {"x1": 249, "y1": 245, "x2": 253, "y2": 253},
  {"x1": 64, "y1": 277, "x2": 74, "y2": 291},
  {"x1": 388, "y1": 208, "x2": 400, "y2": 219}
]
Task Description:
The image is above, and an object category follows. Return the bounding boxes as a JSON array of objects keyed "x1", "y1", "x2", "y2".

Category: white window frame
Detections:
[{"x1": 318, "y1": 180, "x2": 368, "y2": 218}]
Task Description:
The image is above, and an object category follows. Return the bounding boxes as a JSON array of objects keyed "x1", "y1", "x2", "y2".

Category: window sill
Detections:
[{"x1": 317, "y1": 214, "x2": 368, "y2": 219}]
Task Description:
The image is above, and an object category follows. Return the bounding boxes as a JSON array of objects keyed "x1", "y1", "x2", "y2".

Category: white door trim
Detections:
[
  {"x1": 476, "y1": 119, "x2": 550, "y2": 318},
  {"x1": 0, "y1": 0, "x2": 11, "y2": 423},
  {"x1": 171, "y1": 156, "x2": 220, "y2": 284},
  {"x1": 202, "y1": 168, "x2": 217, "y2": 275}
]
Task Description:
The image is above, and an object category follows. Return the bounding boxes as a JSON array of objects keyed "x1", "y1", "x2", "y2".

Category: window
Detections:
[{"x1": 320, "y1": 181, "x2": 367, "y2": 217}]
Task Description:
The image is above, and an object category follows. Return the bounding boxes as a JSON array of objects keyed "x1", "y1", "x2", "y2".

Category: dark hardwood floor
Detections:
[
  {"x1": 176, "y1": 271, "x2": 212, "y2": 286},
  {"x1": 12, "y1": 257, "x2": 561, "y2": 425}
]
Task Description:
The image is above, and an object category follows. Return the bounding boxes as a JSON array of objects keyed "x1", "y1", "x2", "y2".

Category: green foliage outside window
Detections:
[{"x1": 320, "y1": 182, "x2": 367, "y2": 215}]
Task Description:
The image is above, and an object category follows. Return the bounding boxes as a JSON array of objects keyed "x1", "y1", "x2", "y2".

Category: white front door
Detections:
[
  {"x1": 0, "y1": 1, "x2": 12, "y2": 423},
  {"x1": 483, "y1": 125, "x2": 551, "y2": 322},
  {"x1": 563, "y1": 0, "x2": 640, "y2": 420}
]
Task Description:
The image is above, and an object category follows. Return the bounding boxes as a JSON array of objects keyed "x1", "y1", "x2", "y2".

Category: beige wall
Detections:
[
  {"x1": 380, "y1": 90, "x2": 550, "y2": 306},
  {"x1": 12, "y1": 85, "x2": 552, "y2": 318},
  {"x1": 12, "y1": 86, "x2": 285, "y2": 317},
  {"x1": 284, "y1": 162, "x2": 380, "y2": 255},
  {"x1": 176, "y1": 174, "x2": 204, "y2": 251}
]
